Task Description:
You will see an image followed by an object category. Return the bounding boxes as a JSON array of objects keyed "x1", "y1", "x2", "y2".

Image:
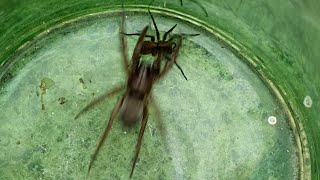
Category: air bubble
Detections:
[
  {"x1": 303, "y1": 95, "x2": 312, "y2": 108},
  {"x1": 268, "y1": 116, "x2": 277, "y2": 125}
]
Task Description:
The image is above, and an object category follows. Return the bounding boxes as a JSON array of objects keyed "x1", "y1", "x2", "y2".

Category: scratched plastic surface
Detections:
[{"x1": 0, "y1": 11, "x2": 300, "y2": 179}]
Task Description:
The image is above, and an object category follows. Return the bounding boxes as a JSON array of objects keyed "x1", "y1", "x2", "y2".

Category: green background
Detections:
[{"x1": 0, "y1": 0, "x2": 319, "y2": 179}]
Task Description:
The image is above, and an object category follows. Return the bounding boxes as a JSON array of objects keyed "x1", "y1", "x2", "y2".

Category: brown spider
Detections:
[
  {"x1": 75, "y1": 11, "x2": 183, "y2": 178},
  {"x1": 124, "y1": 9, "x2": 199, "y2": 80}
]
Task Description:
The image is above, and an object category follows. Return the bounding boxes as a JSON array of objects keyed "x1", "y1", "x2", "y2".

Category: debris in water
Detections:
[
  {"x1": 38, "y1": 77, "x2": 55, "y2": 110},
  {"x1": 79, "y1": 78, "x2": 87, "y2": 89},
  {"x1": 58, "y1": 97, "x2": 67, "y2": 105}
]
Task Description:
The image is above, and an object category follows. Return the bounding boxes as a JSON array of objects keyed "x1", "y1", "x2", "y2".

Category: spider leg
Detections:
[
  {"x1": 179, "y1": 33, "x2": 200, "y2": 37},
  {"x1": 163, "y1": 54, "x2": 188, "y2": 80},
  {"x1": 130, "y1": 105, "x2": 149, "y2": 178},
  {"x1": 74, "y1": 85, "x2": 124, "y2": 119},
  {"x1": 178, "y1": 0, "x2": 208, "y2": 17},
  {"x1": 148, "y1": 0, "x2": 156, "y2": 6},
  {"x1": 87, "y1": 96, "x2": 125, "y2": 176},
  {"x1": 120, "y1": 9, "x2": 130, "y2": 76},
  {"x1": 131, "y1": 26, "x2": 149, "y2": 69},
  {"x1": 174, "y1": 61, "x2": 188, "y2": 80},
  {"x1": 167, "y1": 33, "x2": 199, "y2": 42},
  {"x1": 162, "y1": 24, "x2": 177, "y2": 41},
  {"x1": 149, "y1": 95, "x2": 171, "y2": 173},
  {"x1": 122, "y1": 33, "x2": 156, "y2": 42},
  {"x1": 158, "y1": 35, "x2": 182, "y2": 79},
  {"x1": 148, "y1": 9, "x2": 160, "y2": 42},
  {"x1": 189, "y1": 0, "x2": 208, "y2": 17},
  {"x1": 149, "y1": 96, "x2": 166, "y2": 139}
]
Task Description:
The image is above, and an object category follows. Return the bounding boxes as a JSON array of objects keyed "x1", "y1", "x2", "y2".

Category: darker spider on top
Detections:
[{"x1": 123, "y1": 9, "x2": 200, "y2": 80}]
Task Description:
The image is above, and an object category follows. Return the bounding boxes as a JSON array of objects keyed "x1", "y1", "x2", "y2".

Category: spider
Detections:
[
  {"x1": 75, "y1": 11, "x2": 183, "y2": 178},
  {"x1": 123, "y1": 9, "x2": 199, "y2": 80}
]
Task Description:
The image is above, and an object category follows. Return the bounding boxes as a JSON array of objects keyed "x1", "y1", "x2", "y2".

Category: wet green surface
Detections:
[
  {"x1": 0, "y1": 12, "x2": 299, "y2": 179},
  {"x1": 1, "y1": 0, "x2": 320, "y2": 179}
]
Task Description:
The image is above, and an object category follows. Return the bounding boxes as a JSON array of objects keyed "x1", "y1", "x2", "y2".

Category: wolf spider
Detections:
[
  {"x1": 75, "y1": 11, "x2": 183, "y2": 178},
  {"x1": 124, "y1": 9, "x2": 199, "y2": 80}
]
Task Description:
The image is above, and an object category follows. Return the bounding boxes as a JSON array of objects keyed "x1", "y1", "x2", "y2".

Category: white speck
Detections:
[
  {"x1": 268, "y1": 116, "x2": 277, "y2": 125},
  {"x1": 124, "y1": 131, "x2": 127, "y2": 134},
  {"x1": 51, "y1": 112, "x2": 55, "y2": 115},
  {"x1": 303, "y1": 95, "x2": 312, "y2": 108}
]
